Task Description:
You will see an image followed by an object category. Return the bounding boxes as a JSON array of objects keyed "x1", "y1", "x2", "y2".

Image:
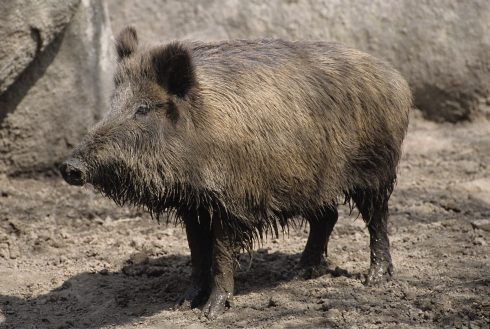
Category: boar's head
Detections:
[{"x1": 60, "y1": 27, "x2": 199, "y2": 213}]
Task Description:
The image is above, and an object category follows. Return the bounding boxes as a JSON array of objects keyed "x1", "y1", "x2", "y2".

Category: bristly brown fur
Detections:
[
  {"x1": 151, "y1": 43, "x2": 196, "y2": 97},
  {"x1": 115, "y1": 26, "x2": 138, "y2": 60},
  {"x1": 72, "y1": 35, "x2": 411, "y2": 252}
]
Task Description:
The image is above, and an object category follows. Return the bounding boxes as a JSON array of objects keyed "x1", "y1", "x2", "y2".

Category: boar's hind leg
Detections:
[
  {"x1": 202, "y1": 218, "x2": 238, "y2": 319},
  {"x1": 176, "y1": 209, "x2": 212, "y2": 309},
  {"x1": 298, "y1": 207, "x2": 338, "y2": 278},
  {"x1": 300, "y1": 207, "x2": 338, "y2": 267},
  {"x1": 353, "y1": 189, "x2": 394, "y2": 285}
]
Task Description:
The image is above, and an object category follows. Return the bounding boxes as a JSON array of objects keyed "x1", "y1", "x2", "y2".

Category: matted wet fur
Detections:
[
  {"x1": 69, "y1": 27, "x2": 411, "y2": 251},
  {"x1": 60, "y1": 26, "x2": 412, "y2": 317}
]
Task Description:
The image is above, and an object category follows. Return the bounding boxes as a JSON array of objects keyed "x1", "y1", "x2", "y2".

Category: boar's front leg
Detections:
[
  {"x1": 201, "y1": 217, "x2": 237, "y2": 319},
  {"x1": 176, "y1": 209, "x2": 212, "y2": 309}
]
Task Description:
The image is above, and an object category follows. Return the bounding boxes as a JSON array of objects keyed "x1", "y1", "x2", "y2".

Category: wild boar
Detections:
[{"x1": 60, "y1": 26, "x2": 411, "y2": 318}]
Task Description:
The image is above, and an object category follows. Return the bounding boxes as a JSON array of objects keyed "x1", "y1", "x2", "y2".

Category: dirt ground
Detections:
[{"x1": 0, "y1": 112, "x2": 489, "y2": 329}]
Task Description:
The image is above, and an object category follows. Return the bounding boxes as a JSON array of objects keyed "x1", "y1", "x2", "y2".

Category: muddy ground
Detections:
[{"x1": 0, "y1": 113, "x2": 489, "y2": 329}]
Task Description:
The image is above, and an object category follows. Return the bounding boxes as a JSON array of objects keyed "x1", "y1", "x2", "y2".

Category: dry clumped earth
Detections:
[{"x1": 0, "y1": 112, "x2": 489, "y2": 329}]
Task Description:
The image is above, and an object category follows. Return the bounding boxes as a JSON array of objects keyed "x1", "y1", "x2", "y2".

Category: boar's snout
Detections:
[{"x1": 60, "y1": 158, "x2": 87, "y2": 186}]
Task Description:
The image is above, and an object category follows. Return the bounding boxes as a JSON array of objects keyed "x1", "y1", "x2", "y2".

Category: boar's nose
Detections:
[{"x1": 60, "y1": 158, "x2": 87, "y2": 186}]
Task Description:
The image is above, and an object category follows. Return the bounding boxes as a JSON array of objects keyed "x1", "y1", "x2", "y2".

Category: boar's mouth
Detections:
[
  {"x1": 60, "y1": 158, "x2": 87, "y2": 186},
  {"x1": 85, "y1": 161, "x2": 145, "y2": 206},
  {"x1": 61, "y1": 156, "x2": 178, "y2": 216}
]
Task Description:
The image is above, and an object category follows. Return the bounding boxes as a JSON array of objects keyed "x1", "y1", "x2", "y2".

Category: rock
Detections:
[
  {"x1": 8, "y1": 243, "x2": 20, "y2": 259},
  {"x1": 331, "y1": 266, "x2": 350, "y2": 278},
  {"x1": 0, "y1": 0, "x2": 80, "y2": 93},
  {"x1": 471, "y1": 219, "x2": 490, "y2": 232},
  {"x1": 235, "y1": 320, "x2": 249, "y2": 328},
  {"x1": 99, "y1": 268, "x2": 109, "y2": 275},
  {"x1": 0, "y1": 0, "x2": 113, "y2": 174},
  {"x1": 0, "y1": 243, "x2": 9, "y2": 259},
  {"x1": 108, "y1": 0, "x2": 490, "y2": 122},
  {"x1": 325, "y1": 308, "x2": 342, "y2": 320},
  {"x1": 129, "y1": 251, "x2": 149, "y2": 265},
  {"x1": 473, "y1": 237, "x2": 487, "y2": 246},
  {"x1": 439, "y1": 201, "x2": 461, "y2": 213},
  {"x1": 457, "y1": 178, "x2": 490, "y2": 205},
  {"x1": 267, "y1": 296, "x2": 279, "y2": 307},
  {"x1": 130, "y1": 237, "x2": 147, "y2": 250}
]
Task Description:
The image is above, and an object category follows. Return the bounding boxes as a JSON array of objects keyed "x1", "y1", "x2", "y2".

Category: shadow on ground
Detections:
[{"x1": 0, "y1": 252, "x2": 359, "y2": 329}]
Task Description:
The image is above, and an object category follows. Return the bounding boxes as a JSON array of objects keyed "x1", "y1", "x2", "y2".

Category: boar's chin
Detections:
[
  {"x1": 88, "y1": 164, "x2": 142, "y2": 205},
  {"x1": 88, "y1": 163, "x2": 174, "y2": 216}
]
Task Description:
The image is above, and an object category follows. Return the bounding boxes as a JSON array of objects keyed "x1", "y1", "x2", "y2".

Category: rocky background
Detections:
[
  {"x1": 0, "y1": 1, "x2": 489, "y2": 328},
  {"x1": 0, "y1": 0, "x2": 113, "y2": 175},
  {"x1": 1, "y1": 0, "x2": 489, "y2": 175},
  {"x1": 109, "y1": 0, "x2": 490, "y2": 122}
]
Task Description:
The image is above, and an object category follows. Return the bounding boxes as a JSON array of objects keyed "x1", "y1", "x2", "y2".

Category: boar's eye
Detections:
[{"x1": 135, "y1": 104, "x2": 150, "y2": 117}]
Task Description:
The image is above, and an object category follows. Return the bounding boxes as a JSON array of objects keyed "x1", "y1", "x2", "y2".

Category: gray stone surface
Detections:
[
  {"x1": 0, "y1": 0, "x2": 488, "y2": 174},
  {"x1": 0, "y1": 0, "x2": 80, "y2": 94},
  {"x1": 108, "y1": 0, "x2": 490, "y2": 122},
  {"x1": 0, "y1": 0, "x2": 113, "y2": 174}
]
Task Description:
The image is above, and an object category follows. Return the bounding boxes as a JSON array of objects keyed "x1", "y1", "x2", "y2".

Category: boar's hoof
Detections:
[
  {"x1": 364, "y1": 261, "x2": 394, "y2": 285},
  {"x1": 201, "y1": 290, "x2": 233, "y2": 319},
  {"x1": 175, "y1": 285, "x2": 209, "y2": 310}
]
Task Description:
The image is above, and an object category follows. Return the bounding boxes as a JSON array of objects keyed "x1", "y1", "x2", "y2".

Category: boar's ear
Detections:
[
  {"x1": 152, "y1": 43, "x2": 196, "y2": 98},
  {"x1": 115, "y1": 26, "x2": 138, "y2": 60}
]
